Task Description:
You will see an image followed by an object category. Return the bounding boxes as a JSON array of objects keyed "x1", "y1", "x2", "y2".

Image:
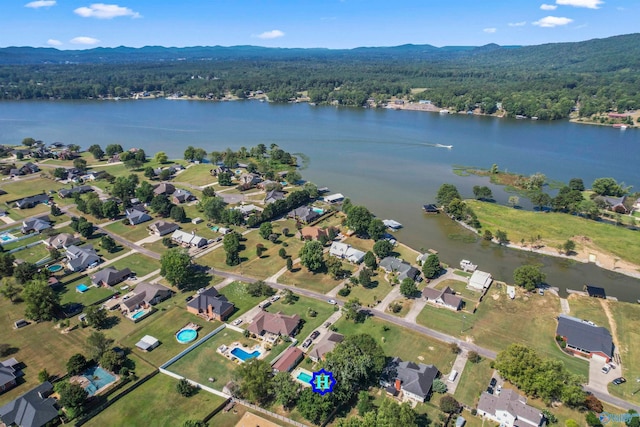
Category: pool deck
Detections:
[
  {"x1": 217, "y1": 341, "x2": 266, "y2": 363},
  {"x1": 70, "y1": 370, "x2": 119, "y2": 397},
  {"x1": 291, "y1": 367, "x2": 313, "y2": 387}
]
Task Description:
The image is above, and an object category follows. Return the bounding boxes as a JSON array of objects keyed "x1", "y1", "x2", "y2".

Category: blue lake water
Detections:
[{"x1": 0, "y1": 100, "x2": 638, "y2": 301}]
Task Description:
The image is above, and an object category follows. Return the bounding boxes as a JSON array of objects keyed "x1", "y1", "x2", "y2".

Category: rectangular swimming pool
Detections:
[
  {"x1": 82, "y1": 366, "x2": 116, "y2": 396},
  {"x1": 312, "y1": 208, "x2": 324, "y2": 214},
  {"x1": 296, "y1": 371, "x2": 313, "y2": 383},
  {"x1": 131, "y1": 310, "x2": 146, "y2": 320},
  {"x1": 76, "y1": 284, "x2": 89, "y2": 293},
  {"x1": 230, "y1": 347, "x2": 261, "y2": 362}
]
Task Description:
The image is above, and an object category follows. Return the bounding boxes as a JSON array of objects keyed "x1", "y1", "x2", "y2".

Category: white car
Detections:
[
  {"x1": 231, "y1": 318, "x2": 243, "y2": 326},
  {"x1": 327, "y1": 299, "x2": 337, "y2": 305},
  {"x1": 270, "y1": 295, "x2": 280, "y2": 302},
  {"x1": 601, "y1": 364, "x2": 611, "y2": 374}
]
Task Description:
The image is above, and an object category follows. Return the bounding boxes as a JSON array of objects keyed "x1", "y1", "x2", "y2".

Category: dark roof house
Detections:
[
  {"x1": 288, "y1": 206, "x2": 320, "y2": 224},
  {"x1": 0, "y1": 382, "x2": 59, "y2": 427},
  {"x1": 0, "y1": 359, "x2": 20, "y2": 393},
  {"x1": 121, "y1": 282, "x2": 172, "y2": 313},
  {"x1": 379, "y1": 257, "x2": 421, "y2": 282},
  {"x1": 91, "y1": 267, "x2": 132, "y2": 287},
  {"x1": 148, "y1": 220, "x2": 180, "y2": 236},
  {"x1": 422, "y1": 286, "x2": 463, "y2": 311},
  {"x1": 65, "y1": 244, "x2": 100, "y2": 272},
  {"x1": 247, "y1": 311, "x2": 300, "y2": 338},
  {"x1": 21, "y1": 216, "x2": 52, "y2": 234},
  {"x1": 187, "y1": 288, "x2": 235, "y2": 321},
  {"x1": 556, "y1": 314, "x2": 614, "y2": 362},
  {"x1": 58, "y1": 185, "x2": 93, "y2": 199},
  {"x1": 172, "y1": 189, "x2": 194, "y2": 204},
  {"x1": 44, "y1": 233, "x2": 80, "y2": 249},
  {"x1": 380, "y1": 357, "x2": 439, "y2": 402},
  {"x1": 265, "y1": 189, "x2": 285, "y2": 204},
  {"x1": 126, "y1": 208, "x2": 152, "y2": 226},
  {"x1": 153, "y1": 182, "x2": 175, "y2": 196},
  {"x1": 15, "y1": 194, "x2": 50, "y2": 209}
]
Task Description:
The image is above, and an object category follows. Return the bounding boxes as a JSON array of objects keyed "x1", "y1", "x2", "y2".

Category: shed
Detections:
[
  {"x1": 14, "y1": 319, "x2": 28, "y2": 329},
  {"x1": 136, "y1": 335, "x2": 160, "y2": 351},
  {"x1": 192, "y1": 217, "x2": 203, "y2": 224},
  {"x1": 456, "y1": 416, "x2": 466, "y2": 427},
  {"x1": 468, "y1": 270, "x2": 492, "y2": 291}
]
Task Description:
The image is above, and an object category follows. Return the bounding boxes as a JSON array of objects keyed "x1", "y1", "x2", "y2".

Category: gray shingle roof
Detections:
[
  {"x1": 556, "y1": 314, "x2": 613, "y2": 358},
  {"x1": 66, "y1": 244, "x2": 100, "y2": 271},
  {"x1": 187, "y1": 288, "x2": 234, "y2": 316},
  {"x1": 0, "y1": 382, "x2": 58, "y2": 427},
  {"x1": 478, "y1": 389, "x2": 542, "y2": 427},
  {"x1": 383, "y1": 357, "x2": 438, "y2": 399},
  {"x1": 91, "y1": 267, "x2": 132, "y2": 287}
]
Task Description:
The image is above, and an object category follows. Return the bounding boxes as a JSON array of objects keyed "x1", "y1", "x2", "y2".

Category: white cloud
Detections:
[
  {"x1": 47, "y1": 39, "x2": 62, "y2": 46},
  {"x1": 74, "y1": 3, "x2": 141, "y2": 19},
  {"x1": 540, "y1": 4, "x2": 558, "y2": 10},
  {"x1": 508, "y1": 21, "x2": 527, "y2": 27},
  {"x1": 555, "y1": 0, "x2": 603, "y2": 9},
  {"x1": 257, "y1": 30, "x2": 285, "y2": 39},
  {"x1": 70, "y1": 36, "x2": 100, "y2": 45},
  {"x1": 533, "y1": 16, "x2": 574, "y2": 27},
  {"x1": 25, "y1": 0, "x2": 56, "y2": 8},
  {"x1": 483, "y1": 28, "x2": 497, "y2": 33}
]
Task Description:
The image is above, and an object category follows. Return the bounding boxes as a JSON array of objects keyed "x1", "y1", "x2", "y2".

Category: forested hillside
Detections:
[{"x1": 0, "y1": 33, "x2": 638, "y2": 120}]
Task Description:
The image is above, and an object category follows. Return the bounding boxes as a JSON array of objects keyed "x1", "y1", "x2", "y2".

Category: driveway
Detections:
[
  {"x1": 446, "y1": 350, "x2": 468, "y2": 395},
  {"x1": 588, "y1": 358, "x2": 612, "y2": 394}
]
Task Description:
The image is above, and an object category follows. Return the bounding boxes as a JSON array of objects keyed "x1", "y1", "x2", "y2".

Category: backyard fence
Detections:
[
  {"x1": 236, "y1": 399, "x2": 311, "y2": 427},
  {"x1": 7, "y1": 238, "x2": 44, "y2": 254},
  {"x1": 159, "y1": 323, "x2": 227, "y2": 369}
]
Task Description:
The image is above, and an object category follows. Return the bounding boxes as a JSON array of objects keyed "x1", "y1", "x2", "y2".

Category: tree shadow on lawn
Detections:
[{"x1": 100, "y1": 315, "x2": 121, "y2": 330}]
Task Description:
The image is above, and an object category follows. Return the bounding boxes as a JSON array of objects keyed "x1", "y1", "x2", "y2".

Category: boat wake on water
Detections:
[{"x1": 421, "y1": 143, "x2": 453, "y2": 149}]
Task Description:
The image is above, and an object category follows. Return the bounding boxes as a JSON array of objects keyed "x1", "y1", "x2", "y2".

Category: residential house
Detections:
[
  {"x1": 171, "y1": 230, "x2": 207, "y2": 248},
  {"x1": 210, "y1": 166, "x2": 230, "y2": 176},
  {"x1": 239, "y1": 173, "x2": 262, "y2": 186},
  {"x1": 58, "y1": 185, "x2": 93, "y2": 199},
  {"x1": 0, "y1": 381, "x2": 59, "y2": 427},
  {"x1": 599, "y1": 195, "x2": 628, "y2": 214},
  {"x1": 21, "y1": 216, "x2": 52, "y2": 234},
  {"x1": 126, "y1": 208, "x2": 152, "y2": 226},
  {"x1": 247, "y1": 311, "x2": 301, "y2": 341},
  {"x1": 81, "y1": 171, "x2": 101, "y2": 181},
  {"x1": 380, "y1": 357, "x2": 439, "y2": 403},
  {"x1": 172, "y1": 189, "x2": 194, "y2": 204},
  {"x1": 467, "y1": 270, "x2": 492, "y2": 291},
  {"x1": 324, "y1": 193, "x2": 345, "y2": 203},
  {"x1": 91, "y1": 267, "x2": 132, "y2": 287},
  {"x1": 148, "y1": 220, "x2": 180, "y2": 236},
  {"x1": 257, "y1": 180, "x2": 279, "y2": 190},
  {"x1": 19, "y1": 162, "x2": 40, "y2": 175},
  {"x1": 264, "y1": 189, "x2": 285, "y2": 205},
  {"x1": 416, "y1": 253, "x2": 429, "y2": 265},
  {"x1": 329, "y1": 242, "x2": 366, "y2": 264},
  {"x1": 65, "y1": 244, "x2": 100, "y2": 272},
  {"x1": 121, "y1": 282, "x2": 173, "y2": 315},
  {"x1": 0, "y1": 358, "x2": 21, "y2": 393},
  {"x1": 187, "y1": 288, "x2": 235, "y2": 321},
  {"x1": 379, "y1": 257, "x2": 421, "y2": 282},
  {"x1": 556, "y1": 314, "x2": 614, "y2": 362},
  {"x1": 477, "y1": 389, "x2": 544, "y2": 427},
  {"x1": 309, "y1": 332, "x2": 344, "y2": 362},
  {"x1": 44, "y1": 233, "x2": 80, "y2": 249},
  {"x1": 153, "y1": 182, "x2": 176, "y2": 196},
  {"x1": 422, "y1": 287, "x2": 463, "y2": 311},
  {"x1": 301, "y1": 226, "x2": 335, "y2": 241},
  {"x1": 64, "y1": 168, "x2": 83, "y2": 182},
  {"x1": 234, "y1": 204, "x2": 261, "y2": 216},
  {"x1": 10, "y1": 149, "x2": 31, "y2": 160},
  {"x1": 288, "y1": 206, "x2": 320, "y2": 224},
  {"x1": 15, "y1": 194, "x2": 50, "y2": 209},
  {"x1": 272, "y1": 347, "x2": 304, "y2": 373}
]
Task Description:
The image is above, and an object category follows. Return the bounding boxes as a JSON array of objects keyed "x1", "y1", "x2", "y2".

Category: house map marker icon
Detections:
[{"x1": 310, "y1": 369, "x2": 336, "y2": 395}]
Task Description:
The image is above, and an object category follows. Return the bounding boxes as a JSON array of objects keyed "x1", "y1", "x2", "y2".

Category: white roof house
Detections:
[
  {"x1": 171, "y1": 230, "x2": 207, "y2": 248},
  {"x1": 329, "y1": 242, "x2": 365, "y2": 264},
  {"x1": 468, "y1": 270, "x2": 492, "y2": 291}
]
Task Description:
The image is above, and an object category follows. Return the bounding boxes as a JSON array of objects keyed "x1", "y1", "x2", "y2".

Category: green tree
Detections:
[
  {"x1": 176, "y1": 378, "x2": 197, "y2": 397},
  {"x1": 236, "y1": 358, "x2": 273, "y2": 404},
  {"x1": 182, "y1": 421, "x2": 206, "y2": 427},
  {"x1": 367, "y1": 218, "x2": 386, "y2": 240},
  {"x1": 565, "y1": 420, "x2": 579, "y2": 427},
  {"x1": 483, "y1": 229, "x2": 493, "y2": 241},
  {"x1": 563, "y1": 240, "x2": 576, "y2": 255},
  {"x1": 85, "y1": 306, "x2": 108, "y2": 329},
  {"x1": 468, "y1": 350, "x2": 481, "y2": 363},
  {"x1": 202, "y1": 186, "x2": 216, "y2": 197},
  {"x1": 22, "y1": 137, "x2": 36, "y2": 146},
  {"x1": 343, "y1": 298, "x2": 361, "y2": 322},
  {"x1": 568, "y1": 178, "x2": 585, "y2": 191},
  {"x1": 273, "y1": 371, "x2": 300, "y2": 409},
  {"x1": 422, "y1": 254, "x2": 440, "y2": 279},
  {"x1": 592, "y1": 177, "x2": 626, "y2": 196},
  {"x1": 86, "y1": 331, "x2": 114, "y2": 360},
  {"x1": 0, "y1": 278, "x2": 21, "y2": 303},
  {"x1": 66, "y1": 353, "x2": 88, "y2": 375},
  {"x1": 124, "y1": 158, "x2": 143, "y2": 170},
  {"x1": 105, "y1": 144, "x2": 123, "y2": 156},
  {"x1": 77, "y1": 219, "x2": 94, "y2": 238},
  {"x1": 363, "y1": 251, "x2": 377, "y2": 269},
  {"x1": 286, "y1": 257, "x2": 293, "y2": 271},
  {"x1": 150, "y1": 194, "x2": 173, "y2": 217},
  {"x1": 357, "y1": 390, "x2": 374, "y2": 415},
  {"x1": 440, "y1": 395, "x2": 460, "y2": 414},
  {"x1": 0, "y1": 253, "x2": 15, "y2": 278},
  {"x1": 217, "y1": 171, "x2": 233, "y2": 186},
  {"x1": 223, "y1": 232, "x2": 241, "y2": 266},
  {"x1": 99, "y1": 349, "x2": 124, "y2": 373},
  {"x1": 15, "y1": 262, "x2": 38, "y2": 284},
  {"x1": 278, "y1": 247, "x2": 287, "y2": 258},
  {"x1": 508, "y1": 196, "x2": 520, "y2": 208},
  {"x1": 144, "y1": 166, "x2": 156, "y2": 179},
  {"x1": 346, "y1": 205, "x2": 372, "y2": 236},
  {"x1": 88, "y1": 144, "x2": 104, "y2": 160},
  {"x1": 373, "y1": 240, "x2": 393, "y2": 259},
  {"x1": 73, "y1": 158, "x2": 87, "y2": 172},
  {"x1": 432, "y1": 379, "x2": 448, "y2": 393},
  {"x1": 326, "y1": 256, "x2": 345, "y2": 280},
  {"x1": 495, "y1": 229, "x2": 509, "y2": 245},
  {"x1": 170, "y1": 205, "x2": 186, "y2": 222},
  {"x1": 52, "y1": 167, "x2": 68, "y2": 179},
  {"x1": 184, "y1": 146, "x2": 195, "y2": 161},
  {"x1": 102, "y1": 200, "x2": 119, "y2": 219},
  {"x1": 299, "y1": 240, "x2": 324, "y2": 272},
  {"x1": 436, "y1": 183, "x2": 461, "y2": 206},
  {"x1": 160, "y1": 249, "x2": 193, "y2": 289},
  {"x1": 38, "y1": 368, "x2": 51, "y2": 383},
  {"x1": 586, "y1": 412, "x2": 603, "y2": 427},
  {"x1": 23, "y1": 280, "x2": 60, "y2": 321},
  {"x1": 154, "y1": 151, "x2": 168, "y2": 163},
  {"x1": 100, "y1": 235, "x2": 117, "y2": 253},
  {"x1": 358, "y1": 267, "x2": 372, "y2": 288},
  {"x1": 473, "y1": 185, "x2": 493, "y2": 200},
  {"x1": 400, "y1": 278, "x2": 418, "y2": 297},
  {"x1": 513, "y1": 264, "x2": 545, "y2": 291},
  {"x1": 297, "y1": 387, "x2": 334, "y2": 425},
  {"x1": 259, "y1": 222, "x2": 273, "y2": 239},
  {"x1": 57, "y1": 381, "x2": 88, "y2": 414},
  {"x1": 626, "y1": 410, "x2": 639, "y2": 427},
  {"x1": 199, "y1": 196, "x2": 227, "y2": 221},
  {"x1": 530, "y1": 191, "x2": 552, "y2": 210}
]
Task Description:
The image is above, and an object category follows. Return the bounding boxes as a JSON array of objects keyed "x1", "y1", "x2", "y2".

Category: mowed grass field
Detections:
[
  {"x1": 219, "y1": 281, "x2": 266, "y2": 321},
  {"x1": 467, "y1": 200, "x2": 640, "y2": 266},
  {"x1": 454, "y1": 358, "x2": 495, "y2": 407},
  {"x1": 417, "y1": 285, "x2": 589, "y2": 378},
  {"x1": 331, "y1": 317, "x2": 457, "y2": 373},
  {"x1": 608, "y1": 301, "x2": 640, "y2": 405},
  {"x1": 85, "y1": 373, "x2": 226, "y2": 427}
]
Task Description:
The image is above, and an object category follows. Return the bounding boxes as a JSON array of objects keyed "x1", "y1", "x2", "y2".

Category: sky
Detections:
[{"x1": 2, "y1": 0, "x2": 638, "y2": 49}]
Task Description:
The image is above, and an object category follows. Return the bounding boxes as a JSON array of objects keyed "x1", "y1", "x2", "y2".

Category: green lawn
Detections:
[
  {"x1": 434, "y1": 279, "x2": 481, "y2": 301},
  {"x1": 454, "y1": 358, "x2": 494, "y2": 407},
  {"x1": 108, "y1": 252, "x2": 161, "y2": 278},
  {"x1": 121, "y1": 305, "x2": 223, "y2": 367},
  {"x1": 265, "y1": 295, "x2": 336, "y2": 340},
  {"x1": 566, "y1": 295, "x2": 610, "y2": 329},
  {"x1": 338, "y1": 275, "x2": 393, "y2": 307},
  {"x1": 173, "y1": 163, "x2": 216, "y2": 186},
  {"x1": 103, "y1": 221, "x2": 154, "y2": 243},
  {"x1": 218, "y1": 281, "x2": 266, "y2": 321},
  {"x1": 0, "y1": 177, "x2": 64, "y2": 203},
  {"x1": 85, "y1": 233, "x2": 129, "y2": 261},
  {"x1": 608, "y1": 301, "x2": 640, "y2": 405},
  {"x1": 139, "y1": 239, "x2": 167, "y2": 256},
  {"x1": 417, "y1": 285, "x2": 589, "y2": 378},
  {"x1": 279, "y1": 261, "x2": 355, "y2": 294},
  {"x1": 387, "y1": 298, "x2": 413, "y2": 317},
  {"x1": 331, "y1": 317, "x2": 457, "y2": 373},
  {"x1": 12, "y1": 243, "x2": 50, "y2": 264},
  {"x1": 58, "y1": 277, "x2": 115, "y2": 306},
  {"x1": 167, "y1": 327, "x2": 253, "y2": 387},
  {"x1": 85, "y1": 374, "x2": 226, "y2": 427},
  {"x1": 468, "y1": 200, "x2": 640, "y2": 266}
]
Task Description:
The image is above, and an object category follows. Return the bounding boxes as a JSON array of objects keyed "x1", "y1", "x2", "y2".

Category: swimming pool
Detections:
[
  {"x1": 296, "y1": 371, "x2": 313, "y2": 384},
  {"x1": 131, "y1": 310, "x2": 146, "y2": 320},
  {"x1": 47, "y1": 264, "x2": 63, "y2": 272},
  {"x1": 230, "y1": 347, "x2": 261, "y2": 362},
  {"x1": 76, "y1": 284, "x2": 89, "y2": 292},
  {"x1": 0, "y1": 233, "x2": 15, "y2": 243},
  {"x1": 176, "y1": 328, "x2": 197, "y2": 344},
  {"x1": 81, "y1": 366, "x2": 116, "y2": 396},
  {"x1": 312, "y1": 208, "x2": 324, "y2": 214}
]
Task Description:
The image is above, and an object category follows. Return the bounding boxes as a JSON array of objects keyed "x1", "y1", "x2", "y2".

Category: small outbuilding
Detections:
[{"x1": 135, "y1": 335, "x2": 160, "y2": 352}]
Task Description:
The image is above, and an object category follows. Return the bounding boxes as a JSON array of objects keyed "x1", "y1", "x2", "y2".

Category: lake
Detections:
[{"x1": 0, "y1": 99, "x2": 638, "y2": 301}]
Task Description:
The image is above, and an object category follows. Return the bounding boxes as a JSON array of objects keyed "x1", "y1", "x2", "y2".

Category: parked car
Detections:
[
  {"x1": 197, "y1": 287, "x2": 206, "y2": 294},
  {"x1": 270, "y1": 295, "x2": 280, "y2": 302},
  {"x1": 496, "y1": 385, "x2": 502, "y2": 394},
  {"x1": 323, "y1": 321, "x2": 332, "y2": 328},
  {"x1": 231, "y1": 318, "x2": 243, "y2": 326},
  {"x1": 258, "y1": 301, "x2": 271, "y2": 309},
  {"x1": 185, "y1": 296, "x2": 193, "y2": 302},
  {"x1": 486, "y1": 387, "x2": 494, "y2": 394},
  {"x1": 310, "y1": 331, "x2": 320, "y2": 340},
  {"x1": 302, "y1": 339, "x2": 312, "y2": 349},
  {"x1": 612, "y1": 377, "x2": 627, "y2": 385},
  {"x1": 601, "y1": 364, "x2": 612, "y2": 374},
  {"x1": 489, "y1": 378, "x2": 497, "y2": 388},
  {"x1": 327, "y1": 299, "x2": 337, "y2": 305}
]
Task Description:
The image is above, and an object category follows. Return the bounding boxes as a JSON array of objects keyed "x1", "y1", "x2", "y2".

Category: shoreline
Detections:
[{"x1": 453, "y1": 219, "x2": 640, "y2": 281}]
